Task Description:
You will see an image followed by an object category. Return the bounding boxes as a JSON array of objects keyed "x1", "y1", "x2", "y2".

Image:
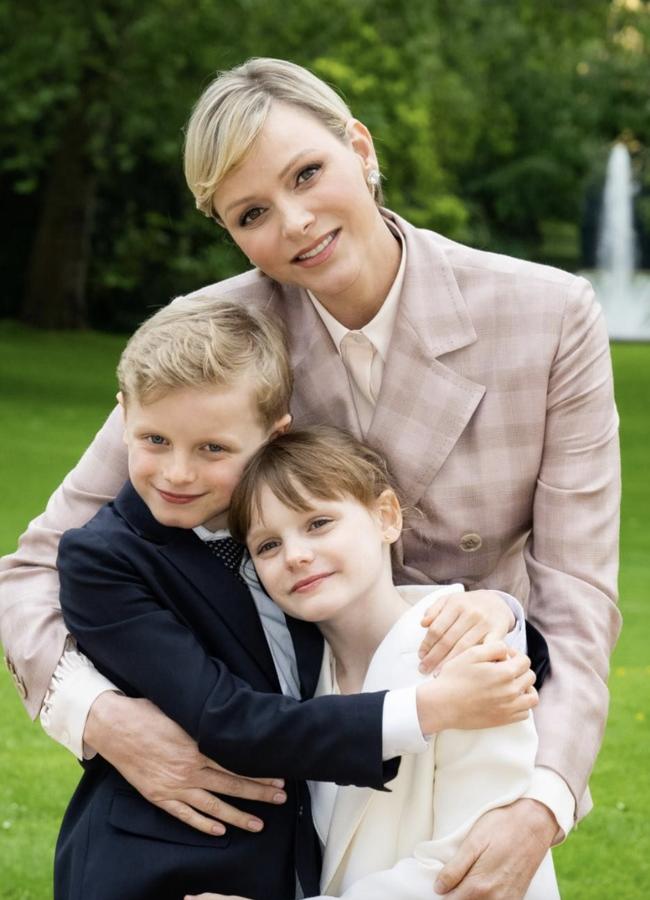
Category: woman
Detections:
[{"x1": 0, "y1": 57, "x2": 620, "y2": 897}]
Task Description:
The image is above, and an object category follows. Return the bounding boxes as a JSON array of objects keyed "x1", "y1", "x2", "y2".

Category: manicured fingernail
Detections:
[
  {"x1": 273, "y1": 791, "x2": 287, "y2": 803},
  {"x1": 418, "y1": 662, "x2": 428, "y2": 673},
  {"x1": 248, "y1": 818, "x2": 264, "y2": 831},
  {"x1": 271, "y1": 778, "x2": 285, "y2": 788}
]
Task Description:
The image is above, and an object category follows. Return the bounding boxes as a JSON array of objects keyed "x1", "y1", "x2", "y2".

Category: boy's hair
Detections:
[
  {"x1": 229, "y1": 425, "x2": 396, "y2": 543},
  {"x1": 184, "y1": 57, "x2": 382, "y2": 221},
  {"x1": 117, "y1": 296, "x2": 292, "y2": 429}
]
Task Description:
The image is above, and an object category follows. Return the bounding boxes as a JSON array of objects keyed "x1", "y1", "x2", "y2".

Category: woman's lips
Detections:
[
  {"x1": 291, "y1": 572, "x2": 333, "y2": 593},
  {"x1": 156, "y1": 489, "x2": 204, "y2": 505},
  {"x1": 292, "y1": 229, "x2": 340, "y2": 268}
]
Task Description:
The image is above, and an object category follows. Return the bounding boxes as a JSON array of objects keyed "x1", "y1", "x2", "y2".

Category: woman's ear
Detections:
[
  {"x1": 375, "y1": 489, "x2": 402, "y2": 544},
  {"x1": 345, "y1": 118, "x2": 378, "y2": 172}
]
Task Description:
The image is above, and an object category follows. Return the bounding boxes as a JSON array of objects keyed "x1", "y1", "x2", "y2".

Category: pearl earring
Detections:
[{"x1": 367, "y1": 169, "x2": 380, "y2": 189}]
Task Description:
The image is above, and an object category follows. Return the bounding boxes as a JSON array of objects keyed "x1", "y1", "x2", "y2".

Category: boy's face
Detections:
[{"x1": 121, "y1": 381, "x2": 289, "y2": 531}]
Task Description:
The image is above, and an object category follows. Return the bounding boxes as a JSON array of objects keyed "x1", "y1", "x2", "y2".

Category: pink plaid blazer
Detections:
[{"x1": 0, "y1": 210, "x2": 621, "y2": 822}]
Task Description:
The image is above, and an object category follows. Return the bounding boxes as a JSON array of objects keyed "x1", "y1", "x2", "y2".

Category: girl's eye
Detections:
[
  {"x1": 204, "y1": 443, "x2": 224, "y2": 454},
  {"x1": 309, "y1": 517, "x2": 332, "y2": 531},
  {"x1": 240, "y1": 206, "x2": 264, "y2": 226},
  {"x1": 297, "y1": 164, "x2": 321, "y2": 185},
  {"x1": 147, "y1": 434, "x2": 167, "y2": 446}
]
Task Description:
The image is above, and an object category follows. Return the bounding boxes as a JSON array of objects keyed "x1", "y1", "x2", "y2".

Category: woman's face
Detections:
[{"x1": 213, "y1": 102, "x2": 393, "y2": 311}]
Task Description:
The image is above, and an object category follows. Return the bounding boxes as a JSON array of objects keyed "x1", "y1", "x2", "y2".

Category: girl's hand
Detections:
[
  {"x1": 416, "y1": 642, "x2": 537, "y2": 734},
  {"x1": 418, "y1": 589, "x2": 516, "y2": 673}
]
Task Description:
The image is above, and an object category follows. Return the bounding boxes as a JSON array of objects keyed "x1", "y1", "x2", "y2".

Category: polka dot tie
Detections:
[{"x1": 205, "y1": 537, "x2": 245, "y2": 582}]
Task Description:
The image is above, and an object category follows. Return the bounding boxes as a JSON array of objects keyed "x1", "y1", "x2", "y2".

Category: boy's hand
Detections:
[
  {"x1": 418, "y1": 590, "x2": 516, "y2": 673},
  {"x1": 416, "y1": 642, "x2": 537, "y2": 734},
  {"x1": 84, "y1": 693, "x2": 287, "y2": 835}
]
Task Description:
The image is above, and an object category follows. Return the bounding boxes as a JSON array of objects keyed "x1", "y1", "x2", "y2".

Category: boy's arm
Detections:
[{"x1": 58, "y1": 525, "x2": 393, "y2": 789}]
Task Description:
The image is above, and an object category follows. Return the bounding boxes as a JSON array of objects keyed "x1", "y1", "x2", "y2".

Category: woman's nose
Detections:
[{"x1": 280, "y1": 199, "x2": 315, "y2": 240}]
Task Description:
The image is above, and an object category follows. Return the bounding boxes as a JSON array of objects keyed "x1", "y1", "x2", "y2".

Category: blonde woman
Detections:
[{"x1": 0, "y1": 57, "x2": 619, "y2": 899}]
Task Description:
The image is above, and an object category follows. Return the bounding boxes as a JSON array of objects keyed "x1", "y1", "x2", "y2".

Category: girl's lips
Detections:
[
  {"x1": 292, "y1": 229, "x2": 340, "y2": 268},
  {"x1": 156, "y1": 489, "x2": 204, "y2": 505},
  {"x1": 291, "y1": 572, "x2": 333, "y2": 593}
]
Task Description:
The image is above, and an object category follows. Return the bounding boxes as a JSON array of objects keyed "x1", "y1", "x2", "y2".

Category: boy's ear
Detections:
[
  {"x1": 116, "y1": 392, "x2": 128, "y2": 444},
  {"x1": 376, "y1": 489, "x2": 402, "y2": 544},
  {"x1": 269, "y1": 413, "x2": 292, "y2": 439}
]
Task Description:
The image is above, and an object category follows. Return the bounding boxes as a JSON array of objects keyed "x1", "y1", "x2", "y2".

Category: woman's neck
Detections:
[
  {"x1": 313, "y1": 214, "x2": 401, "y2": 331},
  {"x1": 318, "y1": 578, "x2": 410, "y2": 695}
]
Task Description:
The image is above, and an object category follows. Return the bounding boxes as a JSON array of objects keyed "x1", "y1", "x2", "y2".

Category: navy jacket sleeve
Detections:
[{"x1": 58, "y1": 527, "x2": 398, "y2": 789}]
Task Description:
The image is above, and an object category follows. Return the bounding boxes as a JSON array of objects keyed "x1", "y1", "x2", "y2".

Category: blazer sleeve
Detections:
[
  {"x1": 58, "y1": 526, "x2": 393, "y2": 789},
  {"x1": 524, "y1": 278, "x2": 621, "y2": 814},
  {"x1": 310, "y1": 716, "x2": 543, "y2": 900},
  {"x1": 0, "y1": 405, "x2": 128, "y2": 717}
]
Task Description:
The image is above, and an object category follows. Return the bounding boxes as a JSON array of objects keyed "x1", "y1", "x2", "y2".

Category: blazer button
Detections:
[
  {"x1": 459, "y1": 533, "x2": 482, "y2": 552},
  {"x1": 298, "y1": 805, "x2": 304, "y2": 818}
]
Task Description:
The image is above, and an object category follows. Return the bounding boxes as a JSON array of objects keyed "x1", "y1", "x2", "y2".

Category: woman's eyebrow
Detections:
[{"x1": 223, "y1": 149, "x2": 318, "y2": 216}]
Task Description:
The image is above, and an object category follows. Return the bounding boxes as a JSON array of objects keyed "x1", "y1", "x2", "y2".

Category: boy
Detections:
[{"x1": 56, "y1": 296, "x2": 540, "y2": 900}]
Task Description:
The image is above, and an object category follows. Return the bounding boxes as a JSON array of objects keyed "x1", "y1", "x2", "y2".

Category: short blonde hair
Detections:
[
  {"x1": 229, "y1": 425, "x2": 396, "y2": 543},
  {"x1": 117, "y1": 296, "x2": 292, "y2": 429},
  {"x1": 184, "y1": 57, "x2": 354, "y2": 220}
]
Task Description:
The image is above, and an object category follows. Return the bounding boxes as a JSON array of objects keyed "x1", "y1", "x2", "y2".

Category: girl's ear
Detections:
[
  {"x1": 269, "y1": 413, "x2": 292, "y2": 440},
  {"x1": 375, "y1": 489, "x2": 402, "y2": 544}
]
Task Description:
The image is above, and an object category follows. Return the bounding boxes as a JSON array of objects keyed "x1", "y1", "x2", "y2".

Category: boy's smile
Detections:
[{"x1": 120, "y1": 381, "x2": 289, "y2": 531}]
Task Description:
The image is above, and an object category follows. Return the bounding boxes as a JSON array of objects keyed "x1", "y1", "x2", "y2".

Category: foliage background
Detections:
[{"x1": 2, "y1": 0, "x2": 650, "y2": 330}]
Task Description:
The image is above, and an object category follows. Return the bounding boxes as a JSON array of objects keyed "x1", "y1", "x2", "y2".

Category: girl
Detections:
[{"x1": 190, "y1": 424, "x2": 559, "y2": 899}]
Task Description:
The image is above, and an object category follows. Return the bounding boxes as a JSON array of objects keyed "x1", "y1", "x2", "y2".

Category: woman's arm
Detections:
[{"x1": 0, "y1": 405, "x2": 127, "y2": 716}]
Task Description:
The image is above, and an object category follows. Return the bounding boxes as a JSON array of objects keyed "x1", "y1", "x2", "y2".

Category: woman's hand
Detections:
[
  {"x1": 418, "y1": 590, "x2": 516, "y2": 673},
  {"x1": 84, "y1": 693, "x2": 286, "y2": 835},
  {"x1": 416, "y1": 642, "x2": 537, "y2": 734}
]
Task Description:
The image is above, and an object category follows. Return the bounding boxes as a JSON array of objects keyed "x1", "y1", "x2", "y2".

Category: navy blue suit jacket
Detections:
[{"x1": 55, "y1": 482, "x2": 396, "y2": 900}]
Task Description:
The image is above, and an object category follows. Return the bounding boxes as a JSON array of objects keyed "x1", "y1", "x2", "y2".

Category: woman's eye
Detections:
[
  {"x1": 240, "y1": 206, "x2": 264, "y2": 226},
  {"x1": 297, "y1": 164, "x2": 321, "y2": 185},
  {"x1": 147, "y1": 434, "x2": 166, "y2": 446}
]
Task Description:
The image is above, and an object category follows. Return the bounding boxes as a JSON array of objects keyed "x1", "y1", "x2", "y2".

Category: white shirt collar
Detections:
[{"x1": 307, "y1": 224, "x2": 406, "y2": 362}]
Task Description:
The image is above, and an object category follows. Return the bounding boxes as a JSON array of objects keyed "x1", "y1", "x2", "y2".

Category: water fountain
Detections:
[{"x1": 589, "y1": 142, "x2": 650, "y2": 340}]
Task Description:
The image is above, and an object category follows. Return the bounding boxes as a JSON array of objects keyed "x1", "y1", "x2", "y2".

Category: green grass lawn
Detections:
[{"x1": 0, "y1": 320, "x2": 649, "y2": 898}]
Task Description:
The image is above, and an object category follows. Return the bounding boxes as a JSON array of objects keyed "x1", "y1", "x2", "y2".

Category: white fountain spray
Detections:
[{"x1": 593, "y1": 142, "x2": 650, "y2": 340}]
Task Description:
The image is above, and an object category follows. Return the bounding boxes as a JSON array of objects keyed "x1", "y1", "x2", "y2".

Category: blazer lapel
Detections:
[
  {"x1": 367, "y1": 213, "x2": 486, "y2": 509},
  {"x1": 114, "y1": 484, "x2": 279, "y2": 690},
  {"x1": 268, "y1": 284, "x2": 363, "y2": 437},
  {"x1": 285, "y1": 614, "x2": 324, "y2": 699},
  {"x1": 158, "y1": 534, "x2": 280, "y2": 689}
]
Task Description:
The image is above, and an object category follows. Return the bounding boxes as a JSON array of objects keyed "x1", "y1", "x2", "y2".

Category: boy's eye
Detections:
[
  {"x1": 147, "y1": 434, "x2": 167, "y2": 446},
  {"x1": 240, "y1": 206, "x2": 264, "y2": 227},
  {"x1": 296, "y1": 164, "x2": 321, "y2": 185}
]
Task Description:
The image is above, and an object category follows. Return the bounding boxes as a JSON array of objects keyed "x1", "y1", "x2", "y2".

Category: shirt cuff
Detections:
[
  {"x1": 524, "y1": 766, "x2": 576, "y2": 844},
  {"x1": 39, "y1": 638, "x2": 119, "y2": 760},
  {"x1": 381, "y1": 685, "x2": 429, "y2": 759},
  {"x1": 494, "y1": 590, "x2": 527, "y2": 653}
]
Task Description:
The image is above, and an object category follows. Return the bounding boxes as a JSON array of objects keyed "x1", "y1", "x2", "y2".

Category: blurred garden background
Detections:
[{"x1": 1, "y1": 0, "x2": 649, "y2": 896}]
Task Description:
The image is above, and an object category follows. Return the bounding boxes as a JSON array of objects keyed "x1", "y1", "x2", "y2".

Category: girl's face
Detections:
[
  {"x1": 247, "y1": 483, "x2": 400, "y2": 624},
  {"x1": 212, "y1": 102, "x2": 394, "y2": 314}
]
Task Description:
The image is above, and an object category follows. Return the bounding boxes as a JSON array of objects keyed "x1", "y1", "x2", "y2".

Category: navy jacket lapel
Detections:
[
  {"x1": 113, "y1": 483, "x2": 280, "y2": 690},
  {"x1": 285, "y1": 615, "x2": 324, "y2": 700}
]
